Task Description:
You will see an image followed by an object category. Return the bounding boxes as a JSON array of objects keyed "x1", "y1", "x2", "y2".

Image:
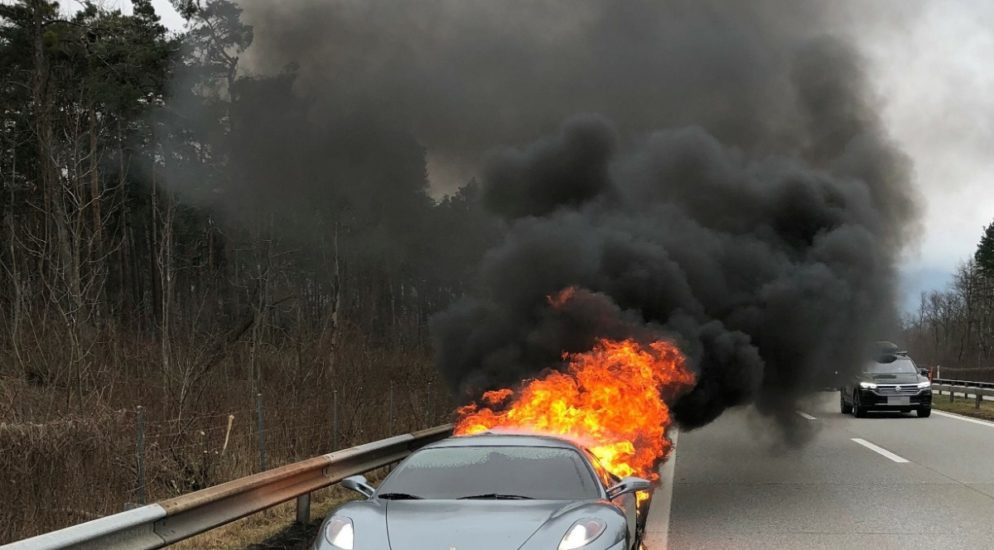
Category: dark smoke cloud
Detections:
[
  {"x1": 436, "y1": 99, "x2": 915, "y2": 437},
  {"x1": 482, "y1": 116, "x2": 617, "y2": 219},
  {"x1": 229, "y1": 0, "x2": 920, "y2": 436},
  {"x1": 238, "y1": 0, "x2": 900, "y2": 190}
]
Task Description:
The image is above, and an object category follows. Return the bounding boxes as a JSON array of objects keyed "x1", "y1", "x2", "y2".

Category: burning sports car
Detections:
[{"x1": 314, "y1": 433, "x2": 652, "y2": 550}]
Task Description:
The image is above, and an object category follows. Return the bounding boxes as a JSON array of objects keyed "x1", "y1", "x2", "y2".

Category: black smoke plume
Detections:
[
  {"x1": 425, "y1": 41, "x2": 918, "y2": 436},
  {"x1": 225, "y1": 1, "x2": 920, "y2": 435}
]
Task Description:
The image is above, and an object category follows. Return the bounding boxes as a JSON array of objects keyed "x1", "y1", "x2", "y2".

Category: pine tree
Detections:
[{"x1": 976, "y1": 220, "x2": 994, "y2": 277}]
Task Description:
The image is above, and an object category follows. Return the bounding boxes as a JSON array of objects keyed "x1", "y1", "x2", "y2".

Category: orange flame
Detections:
[{"x1": 455, "y1": 332, "x2": 695, "y2": 500}]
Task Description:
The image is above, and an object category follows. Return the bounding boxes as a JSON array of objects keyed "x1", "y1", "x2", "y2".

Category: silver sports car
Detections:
[{"x1": 314, "y1": 433, "x2": 652, "y2": 550}]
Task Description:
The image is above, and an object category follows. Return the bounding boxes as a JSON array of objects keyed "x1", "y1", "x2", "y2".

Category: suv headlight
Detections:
[
  {"x1": 324, "y1": 517, "x2": 354, "y2": 549},
  {"x1": 859, "y1": 382, "x2": 877, "y2": 389},
  {"x1": 559, "y1": 518, "x2": 606, "y2": 550},
  {"x1": 917, "y1": 381, "x2": 931, "y2": 389}
]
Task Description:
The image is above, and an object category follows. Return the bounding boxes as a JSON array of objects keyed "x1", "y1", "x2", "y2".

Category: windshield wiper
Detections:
[
  {"x1": 458, "y1": 493, "x2": 533, "y2": 500},
  {"x1": 377, "y1": 492, "x2": 424, "y2": 500}
]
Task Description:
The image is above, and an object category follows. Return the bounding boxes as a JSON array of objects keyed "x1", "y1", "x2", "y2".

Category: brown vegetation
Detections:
[
  {"x1": 904, "y1": 254, "x2": 994, "y2": 377},
  {"x1": 0, "y1": 329, "x2": 450, "y2": 542},
  {"x1": 0, "y1": 1, "x2": 473, "y2": 542}
]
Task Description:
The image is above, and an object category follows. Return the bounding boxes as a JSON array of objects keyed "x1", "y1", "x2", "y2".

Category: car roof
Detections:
[
  {"x1": 869, "y1": 340, "x2": 910, "y2": 363},
  {"x1": 425, "y1": 432, "x2": 583, "y2": 450}
]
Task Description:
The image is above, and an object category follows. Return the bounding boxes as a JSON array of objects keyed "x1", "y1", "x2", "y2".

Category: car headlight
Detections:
[
  {"x1": 324, "y1": 517, "x2": 354, "y2": 549},
  {"x1": 917, "y1": 381, "x2": 931, "y2": 389},
  {"x1": 558, "y1": 518, "x2": 606, "y2": 550},
  {"x1": 859, "y1": 382, "x2": 877, "y2": 389}
]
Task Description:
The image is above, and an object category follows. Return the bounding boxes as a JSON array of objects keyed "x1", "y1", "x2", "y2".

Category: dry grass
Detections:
[
  {"x1": 173, "y1": 487, "x2": 352, "y2": 550},
  {"x1": 931, "y1": 391, "x2": 994, "y2": 422},
  {"x1": 0, "y1": 410, "x2": 135, "y2": 543},
  {"x1": 0, "y1": 324, "x2": 452, "y2": 544}
]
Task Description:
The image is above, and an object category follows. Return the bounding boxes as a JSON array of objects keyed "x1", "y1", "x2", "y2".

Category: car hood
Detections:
[
  {"x1": 864, "y1": 373, "x2": 922, "y2": 384},
  {"x1": 384, "y1": 500, "x2": 595, "y2": 550}
]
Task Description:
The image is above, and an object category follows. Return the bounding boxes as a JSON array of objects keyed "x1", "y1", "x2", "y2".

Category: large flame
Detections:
[{"x1": 455, "y1": 323, "x2": 695, "y2": 499}]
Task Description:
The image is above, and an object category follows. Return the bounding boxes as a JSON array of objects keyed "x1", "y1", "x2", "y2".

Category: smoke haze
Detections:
[{"x1": 225, "y1": 0, "x2": 920, "y2": 437}]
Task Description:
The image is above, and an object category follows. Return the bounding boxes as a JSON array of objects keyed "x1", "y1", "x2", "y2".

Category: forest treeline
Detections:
[
  {"x1": 1, "y1": 1, "x2": 492, "y2": 537},
  {"x1": 0, "y1": 0, "x2": 496, "y2": 418},
  {"x1": 904, "y1": 223, "x2": 994, "y2": 380}
]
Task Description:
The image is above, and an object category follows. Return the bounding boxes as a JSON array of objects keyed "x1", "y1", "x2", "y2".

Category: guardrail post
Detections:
[
  {"x1": 296, "y1": 493, "x2": 311, "y2": 524},
  {"x1": 256, "y1": 393, "x2": 267, "y2": 471},
  {"x1": 135, "y1": 405, "x2": 146, "y2": 505},
  {"x1": 950, "y1": 388, "x2": 955, "y2": 403},
  {"x1": 976, "y1": 390, "x2": 983, "y2": 409}
]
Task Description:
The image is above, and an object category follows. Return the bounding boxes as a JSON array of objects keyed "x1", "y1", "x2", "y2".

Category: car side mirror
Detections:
[
  {"x1": 341, "y1": 475, "x2": 375, "y2": 498},
  {"x1": 919, "y1": 368, "x2": 929, "y2": 377},
  {"x1": 606, "y1": 476, "x2": 653, "y2": 499}
]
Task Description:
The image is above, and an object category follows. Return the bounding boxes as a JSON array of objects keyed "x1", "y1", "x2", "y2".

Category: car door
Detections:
[
  {"x1": 614, "y1": 490, "x2": 638, "y2": 545},
  {"x1": 584, "y1": 449, "x2": 637, "y2": 545}
]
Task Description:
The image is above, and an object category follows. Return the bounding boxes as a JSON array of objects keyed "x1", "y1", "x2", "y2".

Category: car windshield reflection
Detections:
[{"x1": 375, "y1": 446, "x2": 601, "y2": 500}]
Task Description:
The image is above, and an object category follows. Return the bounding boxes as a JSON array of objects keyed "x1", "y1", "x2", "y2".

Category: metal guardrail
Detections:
[
  {"x1": 932, "y1": 368, "x2": 994, "y2": 385},
  {"x1": 932, "y1": 378, "x2": 994, "y2": 407},
  {"x1": 4, "y1": 424, "x2": 453, "y2": 550},
  {"x1": 932, "y1": 377, "x2": 994, "y2": 390}
]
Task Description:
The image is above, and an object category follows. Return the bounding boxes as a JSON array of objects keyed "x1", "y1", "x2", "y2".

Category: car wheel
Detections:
[
  {"x1": 840, "y1": 391, "x2": 851, "y2": 414},
  {"x1": 917, "y1": 407, "x2": 931, "y2": 418},
  {"x1": 853, "y1": 390, "x2": 866, "y2": 418}
]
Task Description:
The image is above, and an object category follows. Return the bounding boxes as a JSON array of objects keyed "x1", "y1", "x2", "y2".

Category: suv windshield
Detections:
[
  {"x1": 864, "y1": 357, "x2": 918, "y2": 375},
  {"x1": 376, "y1": 445, "x2": 601, "y2": 500}
]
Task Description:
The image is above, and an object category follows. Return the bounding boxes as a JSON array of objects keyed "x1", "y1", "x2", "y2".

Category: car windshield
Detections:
[
  {"x1": 375, "y1": 445, "x2": 602, "y2": 500},
  {"x1": 864, "y1": 357, "x2": 918, "y2": 375}
]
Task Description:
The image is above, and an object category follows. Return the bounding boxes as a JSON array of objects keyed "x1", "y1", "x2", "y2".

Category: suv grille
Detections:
[{"x1": 875, "y1": 385, "x2": 921, "y2": 395}]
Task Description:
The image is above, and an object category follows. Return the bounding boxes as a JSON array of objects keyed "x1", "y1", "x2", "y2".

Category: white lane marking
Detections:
[
  {"x1": 796, "y1": 411, "x2": 816, "y2": 420},
  {"x1": 851, "y1": 438, "x2": 909, "y2": 463},
  {"x1": 642, "y1": 427, "x2": 679, "y2": 549},
  {"x1": 933, "y1": 409, "x2": 994, "y2": 428}
]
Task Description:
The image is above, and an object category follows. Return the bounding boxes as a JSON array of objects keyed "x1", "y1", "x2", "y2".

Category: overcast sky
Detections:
[
  {"x1": 854, "y1": 0, "x2": 994, "y2": 311},
  {"x1": 58, "y1": 0, "x2": 994, "y2": 312},
  {"x1": 61, "y1": 0, "x2": 184, "y2": 28}
]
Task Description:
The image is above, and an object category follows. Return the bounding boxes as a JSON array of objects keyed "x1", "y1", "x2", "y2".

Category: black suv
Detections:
[{"x1": 840, "y1": 343, "x2": 932, "y2": 418}]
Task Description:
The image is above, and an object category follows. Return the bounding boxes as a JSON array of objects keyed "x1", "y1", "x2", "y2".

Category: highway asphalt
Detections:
[{"x1": 645, "y1": 391, "x2": 994, "y2": 549}]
